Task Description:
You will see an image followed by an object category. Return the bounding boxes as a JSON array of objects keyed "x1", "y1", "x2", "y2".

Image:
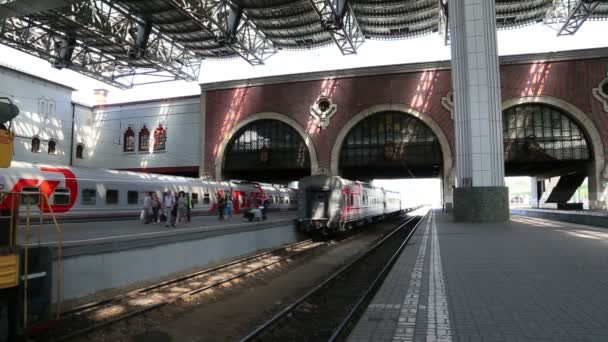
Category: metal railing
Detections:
[{"x1": 1, "y1": 191, "x2": 64, "y2": 328}]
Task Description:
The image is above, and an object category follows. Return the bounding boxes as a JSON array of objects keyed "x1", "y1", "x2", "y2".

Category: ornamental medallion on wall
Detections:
[
  {"x1": 592, "y1": 73, "x2": 608, "y2": 112},
  {"x1": 441, "y1": 90, "x2": 454, "y2": 120},
  {"x1": 310, "y1": 96, "x2": 337, "y2": 129}
]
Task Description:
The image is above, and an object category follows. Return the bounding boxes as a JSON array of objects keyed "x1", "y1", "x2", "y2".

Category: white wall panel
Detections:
[{"x1": 0, "y1": 66, "x2": 74, "y2": 166}]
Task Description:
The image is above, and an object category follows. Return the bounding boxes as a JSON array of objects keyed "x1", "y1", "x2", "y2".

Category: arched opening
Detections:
[
  {"x1": 138, "y1": 125, "x2": 150, "y2": 152},
  {"x1": 338, "y1": 111, "x2": 443, "y2": 180},
  {"x1": 502, "y1": 102, "x2": 596, "y2": 209},
  {"x1": 48, "y1": 139, "x2": 56, "y2": 155},
  {"x1": 222, "y1": 119, "x2": 311, "y2": 183},
  {"x1": 123, "y1": 127, "x2": 135, "y2": 152},
  {"x1": 31, "y1": 137, "x2": 40, "y2": 153},
  {"x1": 153, "y1": 124, "x2": 167, "y2": 151},
  {"x1": 503, "y1": 103, "x2": 591, "y2": 175}
]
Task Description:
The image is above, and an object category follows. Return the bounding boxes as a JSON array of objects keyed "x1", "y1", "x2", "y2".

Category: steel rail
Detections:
[
  {"x1": 60, "y1": 238, "x2": 313, "y2": 317},
  {"x1": 328, "y1": 211, "x2": 428, "y2": 340},
  {"x1": 239, "y1": 213, "x2": 425, "y2": 342},
  {"x1": 52, "y1": 239, "x2": 319, "y2": 341}
]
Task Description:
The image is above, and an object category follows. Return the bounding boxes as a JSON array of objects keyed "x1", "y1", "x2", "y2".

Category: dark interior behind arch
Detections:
[
  {"x1": 223, "y1": 119, "x2": 311, "y2": 183},
  {"x1": 338, "y1": 111, "x2": 443, "y2": 180},
  {"x1": 503, "y1": 103, "x2": 592, "y2": 176}
]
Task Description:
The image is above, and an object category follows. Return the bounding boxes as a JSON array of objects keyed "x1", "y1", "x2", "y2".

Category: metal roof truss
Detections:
[
  {"x1": 0, "y1": 16, "x2": 139, "y2": 88},
  {"x1": 544, "y1": 0, "x2": 602, "y2": 35},
  {"x1": 0, "y1": 0, "x2": 202, "y2": 89},
  {"x1": 309, "y1": 0, "x2": 364, "y2": 55},
  {"x1": 169, "y1": 0, "x2": 276, "y2": 65}
]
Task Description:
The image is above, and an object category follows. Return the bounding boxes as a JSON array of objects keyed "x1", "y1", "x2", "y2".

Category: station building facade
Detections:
[
  {"x1": 0, "y1": 65, "x2": 76, "y2": 166},
  {"x1": 3, "y1": 48, "x2": 608, "y2": 209},
  {"x1": 0, "y1": 65, "x2": 202, "y2": 177},
  {"x1": 201, "y1": 48, "x2": 608, "y2": 210}
]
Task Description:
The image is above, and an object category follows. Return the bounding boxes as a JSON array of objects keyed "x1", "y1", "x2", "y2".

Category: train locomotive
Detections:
[
  {"x1": 0, "y1": 161, "x2": 297, "y2": 221},
  {"x1": 296, "y1": 175, "x2": 401, "y2": 235}
]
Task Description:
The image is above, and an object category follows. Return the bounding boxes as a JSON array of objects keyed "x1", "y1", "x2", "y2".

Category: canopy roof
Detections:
[{"x1": 1, "y1": 0, "x2": 606, "y2": 88}]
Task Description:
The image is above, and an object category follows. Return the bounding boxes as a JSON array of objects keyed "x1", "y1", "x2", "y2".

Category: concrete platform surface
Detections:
[
  {"x1": 512, "y1": 208, "x2": 608, "y2": 229},
  {"x1": 17, "y1": 211, "x2": 295, "y2": 248},
  {"x1": 349, "y1": 210, "x2": 608, "y2": 342}
]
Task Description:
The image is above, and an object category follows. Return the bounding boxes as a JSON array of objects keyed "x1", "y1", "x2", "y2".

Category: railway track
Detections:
[
  {"x1": 240, "y1": 211, "x2": 427, "y2": 341},
  {"x1": 41, "y1": 239, "x2": 323, "y2": 341}
]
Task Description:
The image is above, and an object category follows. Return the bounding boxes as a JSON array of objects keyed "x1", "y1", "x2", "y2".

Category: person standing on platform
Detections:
[
  {"x1": 151, "y1": 193, "x2": 161, "y2": 224},
  {"x1": 262, "y1": 197, "x2": 270, "y2": 221},
  {"x1": 187, "y1": 192, "x2": 192, "y2": 222},
  {"x1": 217, "y1": 194, "x2": 225, "y2": 220},
  {"x1": 225, "y1": 196, "x2": 233, "y2": 220},
  {"x1": 162, "y1": 191, "x2": 174, "y2": 227},
  {"x1": 143, "y1": 192, "x2": 152, "y2": 224},
  {"x1": 176, "y1": 191, "x2": 188, "y2": 226}
]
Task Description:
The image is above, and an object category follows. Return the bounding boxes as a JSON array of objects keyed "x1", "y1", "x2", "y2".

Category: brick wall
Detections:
[{"x1": 204, "y1": 57, "x2": 608, "y2": 179}]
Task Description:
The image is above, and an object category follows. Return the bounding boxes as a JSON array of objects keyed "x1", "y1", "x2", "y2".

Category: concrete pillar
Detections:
[
  {"x1": 530, "y1": 177, "x2": 539, "y2": 208},
  {"x1": 441, "y1": 168, "x2": 455, "y2": 212},
  {"x1": 587, "y1": 161, "x2": 606, "y2": 209},
  {"x1": 450, "y1": 0, "x2": 509, "y2": 222}
]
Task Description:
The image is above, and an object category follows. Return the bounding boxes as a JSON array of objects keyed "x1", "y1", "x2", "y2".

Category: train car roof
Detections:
[{"x1": 7, "y1": 161, "x2": 229, "y2": 186}]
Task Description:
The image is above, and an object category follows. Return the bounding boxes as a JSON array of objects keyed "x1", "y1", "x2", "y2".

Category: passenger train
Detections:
[
  {"x1": 296, "y1": 175, "x2": 401, "y2": 235},
  {"x1": 0, "y1": 162, "x2": 297, "y2": 221}
]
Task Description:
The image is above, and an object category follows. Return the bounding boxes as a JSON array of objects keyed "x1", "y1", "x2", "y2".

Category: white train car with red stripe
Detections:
[
  {"x1": 0, "y1": 162, "x2": 297, "y2": 221},
  {"x1": 296, "y1": 175, "x2": 401, "y2": 235}
]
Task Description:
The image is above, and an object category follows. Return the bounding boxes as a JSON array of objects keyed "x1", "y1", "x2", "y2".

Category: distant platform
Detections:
[
  {"x1": 18, "y1": 211, "x2": 296, "y2": 257},
  {"x1": 348, "y1": 210, "x2": 608, "y2": 342},
  {"x1": 512, "y1": 207, "x2": 608, "y2": 228}
]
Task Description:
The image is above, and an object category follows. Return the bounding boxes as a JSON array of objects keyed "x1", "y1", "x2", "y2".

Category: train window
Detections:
[
  {"x1": 53, "y1": 188, "x2": 70, "y2": 205},
  {"x1": 82, "y1": 189, "x2": 96, "y2": 205},
  {"x1": 127, "y1": 191, "x2": 139, "y2": 205},
  {"x1": 203, "y1": 193, "x2": 210, "y2": 204},
  {"x1": 20, "y1": 186, "x2": 40, "y2": 205},
  {"x1": 106, "y1": 190, "x2": 119, "y2": 204},
  {"x1": 191, "y1": 193, "x2": 199, "y2": 205},
  {"x1": 279, "y1": 196, "x2": 284, "y2": 204}
]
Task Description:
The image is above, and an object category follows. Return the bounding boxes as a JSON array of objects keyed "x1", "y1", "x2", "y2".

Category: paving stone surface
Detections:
[{"x1": 348, "y1": 210, "x2": 608, "y2": 342}]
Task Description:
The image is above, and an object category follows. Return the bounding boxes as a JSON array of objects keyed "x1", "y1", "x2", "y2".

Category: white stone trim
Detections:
[
  {"x1": 214, "y1": 113, "x2": 319, "y2": 181},
  {"x1": 329, "y1": 103, "x2": 453, "y2": 179}
]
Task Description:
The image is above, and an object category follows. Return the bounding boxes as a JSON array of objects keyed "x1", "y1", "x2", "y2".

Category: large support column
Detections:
[
  {"x1": 530, "y1": 177, "x2": 540, "y2": 208},
  {"x1": 450, "y1": 0, "x2": 509, "y2": 222},
  {"x1": 587, "y1": 162, "x2": 606, "y2": 210}
]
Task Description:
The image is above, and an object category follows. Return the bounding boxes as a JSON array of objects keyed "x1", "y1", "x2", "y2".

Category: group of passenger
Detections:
[
  {"x1": 142, "y1": 191, "x2": 271, "y2": 225},
  {"x1": 142, "y1": 191, "x2": 191, "y2": 227},
  {"x1": 216, "y1": 195, "x2": 234, "y2": 220}
]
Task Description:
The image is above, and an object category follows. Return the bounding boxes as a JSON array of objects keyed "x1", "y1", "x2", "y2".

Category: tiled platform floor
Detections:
[{"x1": 348, "y1": 210, "x2": 608, "y2": 342}]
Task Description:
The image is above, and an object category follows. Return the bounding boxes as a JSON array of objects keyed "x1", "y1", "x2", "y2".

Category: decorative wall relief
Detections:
[
  {"x1": 309, "y1": 96, "x2": 337, "y2": 128},
  {"x1": 592, "y1": 73, "x2": 608, "y2": 112},
  {"x1": 441, "y1": 90, "x2": 454, "y2": 119}
]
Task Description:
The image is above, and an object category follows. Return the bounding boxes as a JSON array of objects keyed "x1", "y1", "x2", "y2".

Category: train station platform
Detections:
[
  {"x1": 17, "y1": 211, "x2": 296, "y2": 256},
  {"x1": 349, "y1": 210, "x2": 608, "y2": 342},
  {"x1": 512, "y1": 207, "x2": 608, "y2": 229}
]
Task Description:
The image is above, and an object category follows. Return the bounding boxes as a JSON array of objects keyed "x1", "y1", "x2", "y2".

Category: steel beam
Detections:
[
  {"x1": 544, "y1": 0, "x2": 601, "y2": 36},
  {"x1": 0, "y1": 16, "x2": 138, "y2": 88},
  {"x1": 48, "y1": 1, "x2": 201, "y2": 82},
  {"x1": 0, "y1": 0, "x2": 83, "y2": 19},
  {"x1": 438, "y1": 0, "x2": 449, "y2": 45},
  {"x1": 308, "y1": 0, "x2": 364, "y2": 55},
  {"x1": 169, "y1": 0, "x2": 276, "y2": 65}
]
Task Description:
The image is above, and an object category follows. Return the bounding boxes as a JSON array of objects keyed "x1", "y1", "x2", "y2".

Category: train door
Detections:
[{"x1": 307, "y1": 189, "x2": 329, "y2": 220}]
